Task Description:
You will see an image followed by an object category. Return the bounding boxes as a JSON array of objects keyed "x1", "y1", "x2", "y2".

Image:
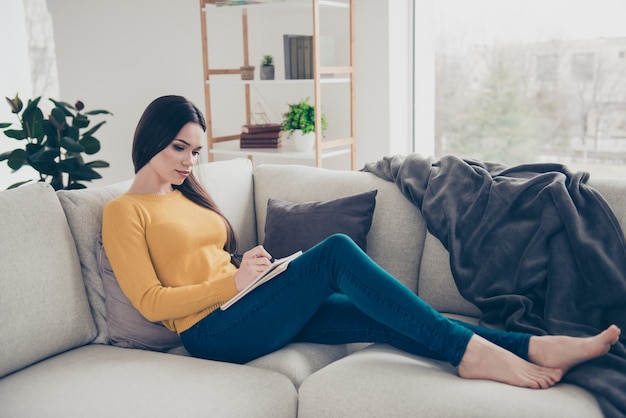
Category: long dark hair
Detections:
[{"x1": 132, "y1": 95, "x2": 238, "y2": 255}]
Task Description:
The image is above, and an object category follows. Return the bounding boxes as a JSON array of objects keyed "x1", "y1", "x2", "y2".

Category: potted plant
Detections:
[
  {"x1": 260, "y1": 54, "x2": 275, "y2": 80},
  {"x1": 281, "y1": 96, "x2": 327, "y2": 151},
  {"x1": 0, "y1": 94, "x2": 112, "y2": 190}
]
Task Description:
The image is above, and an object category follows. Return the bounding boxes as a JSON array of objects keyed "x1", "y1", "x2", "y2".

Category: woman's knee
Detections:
[
  {"x1": 321, "y1": 233, "x2": 359, "y2": 252},
  {"x1": 321, "y1": 233, "x2": 366, "y2": 259}
]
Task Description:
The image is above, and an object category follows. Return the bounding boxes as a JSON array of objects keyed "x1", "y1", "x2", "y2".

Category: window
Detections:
[
  {"x1": 432, "y1": 0, "x2": 626, "y2": 177},
  {"x1": 538, "y1": 54, "x2": 558, "y2": 81},
  {"x1": 571, "y1": 52, "x2": 594, "y2": 81},
  {"x1": 0, "y1": 0, "x2": 59, "y2": 189}
]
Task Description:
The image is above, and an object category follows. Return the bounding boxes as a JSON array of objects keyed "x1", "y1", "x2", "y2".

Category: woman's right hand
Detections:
[{"x1": 233, "y1": 245, "x2": 273, "y2": 291}]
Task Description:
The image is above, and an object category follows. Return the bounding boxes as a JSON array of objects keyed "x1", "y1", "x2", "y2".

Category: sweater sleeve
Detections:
[{"x1": 102, "y1": 199, "x2": 238, "y2": 324}]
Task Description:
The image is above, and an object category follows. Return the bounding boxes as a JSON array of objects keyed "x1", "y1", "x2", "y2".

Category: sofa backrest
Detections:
[
  {"x1": 198, "y1": 159, "x2": 257, "y2": 252},
  {"x1": 588, "y1": 177, "x2": 626, "y2": 237},
  {"x1": 0, "y1": 183, "x2": 96, "y2": 378},
  {"x1": 417, "y1": 233, "x2": 482, "y2": 317},
  {"x1": 253, "y1": 164, "x2": 427, "y2": 292},
  {"x1": 56, "y1": 158, "x2": 255, "y2": 344},
  {"x1": 253, "y1": 163, "x2": 486, "y2": 318}
]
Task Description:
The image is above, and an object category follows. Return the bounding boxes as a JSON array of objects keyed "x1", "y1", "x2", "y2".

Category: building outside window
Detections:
[{"x1": 433, "y1": 0, "x2": 626, "y2": 177}]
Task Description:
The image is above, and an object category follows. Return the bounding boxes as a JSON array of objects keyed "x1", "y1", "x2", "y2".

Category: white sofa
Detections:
[{"x1": 0, "y1": 158, "x2": 615, "y2": 417}]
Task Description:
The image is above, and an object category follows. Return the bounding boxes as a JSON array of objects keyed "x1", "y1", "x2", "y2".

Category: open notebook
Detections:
[{"x1": 220, "y1": 251, "x2": 303, "y2": 310}]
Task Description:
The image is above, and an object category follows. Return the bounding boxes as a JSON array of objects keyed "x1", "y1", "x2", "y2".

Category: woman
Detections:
[{"x1": 102, "y1": 95, "x2": 620, "y2": 389}]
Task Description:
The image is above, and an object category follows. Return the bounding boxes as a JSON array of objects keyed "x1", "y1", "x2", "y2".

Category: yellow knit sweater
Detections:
[{"x1": 102, "y1": 190, "x2": 239, "y2": 334}]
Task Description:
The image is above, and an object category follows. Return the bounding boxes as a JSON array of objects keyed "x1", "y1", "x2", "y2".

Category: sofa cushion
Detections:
[
  {"x1": 298, "y1": 344, "x2": 603, "y2": 418},
  {"x1": 97, "y1": 242, "x2": 182, "y2": 351},
  {"x1": 164, "y1": 340, "x2": 364, "y2": 390},
  {"x1": 57, "y1": 158, "x2": 256, "y2": 344},
  {"x1": 588, "y1": 177, "x2": 626, "y2": 237},
  {"x1": 248, "y1": 342, "x2": 365, "y2": 388},
  {"x1": 57, "y1": 181, "x2": 131, "y2": 344},
  {"x1": 254, "y1": 165, "x2": 427, "y2": 292},
  {"x1": 263, "y1": 190, "x2": 377, "y2": 259},
  {"x1": 0, "y1": 183, "x2": 96, "y2": 378},
  {"x1": 418, "y1": 234, "x2": 481, "y2": 317},
  {"x1": 0, "y1": 345, "x2": 298, "y2": 418}
]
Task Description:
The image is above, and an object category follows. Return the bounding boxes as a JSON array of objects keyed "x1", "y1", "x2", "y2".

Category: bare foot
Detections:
[
  {"x1": 528, "y1": 325, "x2": 621, "y2": 374},
  {"x1": 458, "y1": 335, "x2": 563, "y2": 389}
]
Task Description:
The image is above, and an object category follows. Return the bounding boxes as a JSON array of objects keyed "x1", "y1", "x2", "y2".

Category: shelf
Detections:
[
  {"x1": 200, "y1": 0, "x2": 355, "y2": 169},
  {"x1": 203, "y1": 0, "x2": 349, "y2": 11},
  {"x1": 206, "y1": 76, "x2": 350, "y2": 85},
  {"x1": 210, "y1": 138, "x2": 351, "y2": 161}
]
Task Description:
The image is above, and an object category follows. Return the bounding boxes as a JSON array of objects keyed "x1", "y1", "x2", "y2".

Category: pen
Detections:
[{"x1": 231, "y1": 253, "x2": 275, "y2": 263}]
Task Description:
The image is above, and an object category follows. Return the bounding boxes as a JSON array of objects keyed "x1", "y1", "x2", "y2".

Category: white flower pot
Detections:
[{"x1": 292, "y1": 130, "x2": 315, "y2": 152}]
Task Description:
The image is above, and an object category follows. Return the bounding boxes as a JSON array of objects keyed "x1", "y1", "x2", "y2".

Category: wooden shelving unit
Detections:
[{"x1": 199, "y1": 0, "x2": 356, "y2": 169}]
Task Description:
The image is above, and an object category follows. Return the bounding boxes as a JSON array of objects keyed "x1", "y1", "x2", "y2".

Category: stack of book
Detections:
[{"x1": 239, "y1": 123, "x2": 282, "y2": 149}]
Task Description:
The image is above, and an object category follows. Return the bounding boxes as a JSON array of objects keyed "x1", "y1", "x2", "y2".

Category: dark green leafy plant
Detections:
[
  {"x1": 0, "y1": 94, "x2": 112, "y2": 190},
  {"x1": 281, "y1": 96, "x2": 327, "y2": 137},
  {"x1": 262, "y1": 54, "x2": 274, "y2": 66}
]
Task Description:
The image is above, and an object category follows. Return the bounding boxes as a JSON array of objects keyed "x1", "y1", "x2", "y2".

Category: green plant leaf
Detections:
[
  {"x1": 7, "y1": 149, "x2": 27, "y2": 170},
  {"x1": 29, "y1": 145, "x2": 58, "y2": 164},
  {"x1": 64, "y1": 125, "x2": 79, "y2": 141},
  {"x1": 22, "y1": 104, "x2": 44, "y2": 140},
  {"x1": 82, "y1": 120, "x2": 106, "y2": 137},
  {"x1": 86, "y1": 159, "x2": 110, "y2": 168},
  {"x1": 0, "y1": 122, "x2": 12, "y2": 129},
  {"x1": 70, "y1": 164, "x2": 102, "y2": 181},
  {"x1": 41, "y1": 119, "x2": 58, "y2": 148},
  {"x1": 58, "y1": 156, "x2": 80, "y2": 173},
  {"x1": 50, "y1": 175, "x2": 64, "y2": 190},
  {"x1": 30, "y1": 159, "x2": 58, "y2": 176},
  {"x1": 80, "y1": 136, "x2": 100, "y2": 154},
  {"x1": 7, "y1": 180, "x2": 33, "y2": 189},
  {"x1": 0, "y1": 150, "x2": 12, "y2": 161},
  {"x1": 25, "y1": 143, "x2": 58, "y2": 175},
  {"x1": 66, "y1": 182, "x2": 87, "y2": 190},
  {"x1": 49, "y1": 98, "x2": 75, "y2": 112},
  {"x1": 84, "y1": 109, "x2": 113, "y2": 116},
  {"x1": 25, "y1": 142, "x2": 42, "y2": 156},
  {"x1": 25, "y1": 96, "x2": 42, "y2": 111},
  {"x1": 73, "y1": 114, "x2": 90, "y2": 129},
  {"x1": 3, "y1": 129, "x2": 27, "y2": 140},
  {"x1": 61, "y1": 136, "x2": 85, "y2": 153},
  {"x1": 50, "y1": 107, "x2": 67, "y2": 129}
]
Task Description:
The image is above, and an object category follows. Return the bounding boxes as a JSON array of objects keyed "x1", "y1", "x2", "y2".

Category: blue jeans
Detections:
[{"x1": 181, "y1": 234, "x2": 530, "y2": 365}]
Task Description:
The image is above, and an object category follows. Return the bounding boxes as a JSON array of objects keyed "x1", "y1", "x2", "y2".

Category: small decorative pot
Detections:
[
  {"x1": 291, "y1": 129, "x2": 315, "y2": 152},
  {"x1": 260, "y1": 65, "x2": 275, "y2": 80},
  {"x1": 240, "y1": 65, "x2": 255, "y2": 80}
]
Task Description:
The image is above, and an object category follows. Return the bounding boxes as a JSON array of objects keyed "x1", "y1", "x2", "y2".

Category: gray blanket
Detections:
[{"x1": 363, "y1": 154, "x2": 626, "y2": 417}]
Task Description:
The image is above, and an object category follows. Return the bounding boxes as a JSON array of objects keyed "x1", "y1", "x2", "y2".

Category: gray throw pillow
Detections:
[
  {"x1": 97, "y1": 241, "x2": 182, "y2": 351},
  {"x1": 263, "y1": 190, "x2": 378, "y2": 259}
]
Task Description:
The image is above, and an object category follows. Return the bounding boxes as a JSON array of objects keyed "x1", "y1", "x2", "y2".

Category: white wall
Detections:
[
  {"x1": 48, "y1": 0, "x2": 204, "y2": 186},
  {"x1": 48, "y1": 0, "x2": 413, "y2": 186}
]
